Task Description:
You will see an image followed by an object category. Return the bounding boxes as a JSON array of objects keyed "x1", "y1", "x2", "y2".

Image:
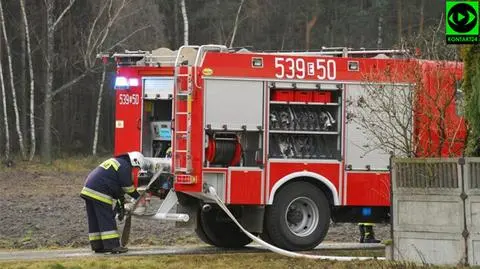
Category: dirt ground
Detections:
[{"x1": 0, "y1": 162, "x2": 390, "y2": 249}]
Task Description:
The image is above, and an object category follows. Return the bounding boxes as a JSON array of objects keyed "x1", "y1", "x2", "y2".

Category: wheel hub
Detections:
[
  {"x1": 287, "y1": 207, "x2": 303, "y2": 224},
  {"x1": 284, "y1": 197, "x2": 319, "y2": 237}
]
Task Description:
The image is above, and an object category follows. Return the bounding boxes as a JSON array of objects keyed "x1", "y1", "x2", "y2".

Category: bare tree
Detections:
[
  {"x1": 0, "y1": 30, "x2": 8, "y2": 161},
  {"x1": 42, "y1": 0, "x2": 76, "y2": 163},
  {"x1": 351, "y1": 59, "x2": 464, "y2": 159},
  {"x1": 396, "y1": 0, "x2": 402, "y2": 43},
  {"x1": 0, "y1": 0, "x2": 26, "y2": 160},
  {"x1": 377, "y1": 14, "x2": 383, "y2": 48},
  {"x1": 20, "y1": 0, "x2": 36, "y2": 161},
  {"x1": 180, "y1": 0, "x2": 188, "y2": 45},
  {"x1": 229, "y1": 0, "x2": 245, "y2": 48},
  {"x1": 85, "y1": 0, "x2": 149, "y2": 155},
  {"x1": 419, "y1": 0, "x2": 425, "y2": 37},
  {"x1": 83, "y1": 0, "x2": 131, "y2": 69},
  {"x1": 92, "y1": 65, "x2": 106, "y2": 156},
  {"x1": 416, "y1": 63, "x2": 464, "y2": 157},
  {"x1": 348, "y1": 79, "x2": 417, "y2": 158},
  {"x1": 305, "y1": 15, "x2": 317, "y2": 50}
]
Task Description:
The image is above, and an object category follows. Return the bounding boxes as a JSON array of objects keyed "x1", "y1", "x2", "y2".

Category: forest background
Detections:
[{"x1": 0, "y1": 0, "x2": 454, "y2": 163}]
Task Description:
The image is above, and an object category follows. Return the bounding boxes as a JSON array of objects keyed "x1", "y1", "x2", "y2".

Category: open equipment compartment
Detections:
[
  {"x1": 203, "y1": 79, "x2": 265, "y2": 168},
  {"x1": 268, "y1": 82, "x2": 343, "y2": 160},
  {"x1": 141, "y1": 77, "x2": 174, "y2": 158}
]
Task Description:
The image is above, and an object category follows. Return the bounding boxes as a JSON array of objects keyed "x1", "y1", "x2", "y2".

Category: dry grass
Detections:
[
  {"x1": 0, "y1": 253, "x2": 467, "y2": 269},
  {"x1": 0, "y1": 155, "x2": 109, "y2": 173}
]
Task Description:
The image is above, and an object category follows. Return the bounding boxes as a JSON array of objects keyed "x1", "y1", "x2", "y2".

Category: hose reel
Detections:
[{"x1": 206, "y1": 133, "x2": 242, "y2": 166}]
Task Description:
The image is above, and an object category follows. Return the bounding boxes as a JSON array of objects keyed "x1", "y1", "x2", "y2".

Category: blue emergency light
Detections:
[{"x1": 114, "y1": 76, "x2": 139, "y2": 89}]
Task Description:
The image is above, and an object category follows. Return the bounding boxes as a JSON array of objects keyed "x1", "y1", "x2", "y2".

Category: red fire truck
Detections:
[{"x1": 106, "y1": 45, "x2": 464, "y2": 251}]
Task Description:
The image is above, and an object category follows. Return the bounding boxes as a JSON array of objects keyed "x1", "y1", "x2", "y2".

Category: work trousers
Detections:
[{"x1": 84, "y1": 198, "x2": 120, "y2": 251}]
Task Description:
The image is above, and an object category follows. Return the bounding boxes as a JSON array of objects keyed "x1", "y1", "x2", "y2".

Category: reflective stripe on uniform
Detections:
[
  {"x1": 88, "y1": 232, "x2": 101, "y2": 241},
  {"x1": 99, "y1": 158, "x2": 121, "y2": 171},
  {"x1": 81, "y1": 187, "x2": 114, "y2": 205},
  {"x1": 100, "y1": 230, "x2": 119, "y2": 240},
  {"x1": 122, "y1": 185, "x2": 136, "y2": 193}
]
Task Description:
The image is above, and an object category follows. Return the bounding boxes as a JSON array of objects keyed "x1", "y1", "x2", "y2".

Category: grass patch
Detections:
[
  {"x1": 0, "y1": 155, "x2": 109, "y2": 173},
  {"x1": 21, "y1": 230, "x2": 33, "y2": 244},
  {"x1": 308, "y1": 249, "x2": 385, "y2": 257},
  {"x1": 0, "y1": 253, "x2": 468, "y2": 269}
]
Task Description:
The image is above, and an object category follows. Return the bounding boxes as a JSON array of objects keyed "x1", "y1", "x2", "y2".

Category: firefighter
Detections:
[
  {"x1": 80, "y1": 151, "x2": 146, "y2": 254},
  {"x1": 358, "y1": 223, "x2": 381, "y2": 243}
]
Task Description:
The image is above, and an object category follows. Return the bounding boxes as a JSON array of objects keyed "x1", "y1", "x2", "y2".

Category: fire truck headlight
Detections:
[
  {"x1": 128, "y1": 78, "x2": 139, "y2": 87},
  {"x1": 114, "y1": 76, "x2": 129, "y2": 89}
]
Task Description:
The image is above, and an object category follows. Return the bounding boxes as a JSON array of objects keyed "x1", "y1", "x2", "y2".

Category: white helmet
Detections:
[{"x1": 127, "y1": 151, "x2": 146, "y2": 169}]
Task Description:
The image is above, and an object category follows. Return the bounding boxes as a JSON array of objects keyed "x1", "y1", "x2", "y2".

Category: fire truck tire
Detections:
[
  {"x1": 198, "y1": 207, "x2": 253, "y2": 248},
  {"x1": 259, "y1": 229, "x2": 274, "y2": 244},
  {"x1": 265, "y1": 181, "x2": 330, "y2": 251},
  {"x1": 194, "y1": 209, "x2": 215, "y2": 245}
]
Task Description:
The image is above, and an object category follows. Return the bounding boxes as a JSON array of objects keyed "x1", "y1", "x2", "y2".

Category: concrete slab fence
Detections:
[{"x1": 391, "y1": 157, "x2": 480, "y2": 266}]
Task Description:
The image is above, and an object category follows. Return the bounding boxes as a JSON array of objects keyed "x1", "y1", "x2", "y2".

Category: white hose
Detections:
[{"x1": 207, "y1": 186, "x2": 385, "y2": 261}]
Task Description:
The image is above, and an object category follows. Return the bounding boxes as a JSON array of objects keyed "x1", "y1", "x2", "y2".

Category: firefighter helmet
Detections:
[{"x1": 127, "y1": 151, "x2": 146, "y2": 169}]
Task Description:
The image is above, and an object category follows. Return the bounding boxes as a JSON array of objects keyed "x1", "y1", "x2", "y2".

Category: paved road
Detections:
[{"x1": 0, "y1": 242, "x2": 384, "y2": 261}]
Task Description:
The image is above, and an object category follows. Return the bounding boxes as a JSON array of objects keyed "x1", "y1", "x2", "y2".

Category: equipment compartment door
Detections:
[
  {"x1": 114, "y1": 86, "x2": 143, "y2": 156},
  {"x1": 228, "y1": 168, "x2": 263, "y2": 205},
  {"x1": 204, "y1": 79, "x2": 264, "y2": 131},
  {"x1": 345, "y1": 171, "x2": 390, "y2": 206}
]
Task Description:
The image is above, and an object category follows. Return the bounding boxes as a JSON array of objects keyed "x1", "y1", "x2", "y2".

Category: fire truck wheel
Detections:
[
  {"x1": 198, "y1": 207, "x2": 253, "y2": 248},
  {"x1": 259, "y1": 229, "x2": 274, "y2": 244},
  {"x1": 265, "y1": 181, "x2": 330, "y2": 251},
  {"x1": 194, "y1": 209, "x2": 215, "y2": 245}
]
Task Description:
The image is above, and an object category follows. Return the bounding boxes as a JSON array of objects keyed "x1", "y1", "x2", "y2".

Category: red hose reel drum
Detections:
[{"x1": 206, "y1": 134, "x2": 242, "y2": 166}]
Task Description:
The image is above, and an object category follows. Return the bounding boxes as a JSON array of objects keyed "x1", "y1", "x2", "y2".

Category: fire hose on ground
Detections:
[
  {"x1": 204, "y1": 184, "x2": 385, "y2": 262},
  {"x1": 122, "y1": 170, "x2": 385, "y2": 261}
]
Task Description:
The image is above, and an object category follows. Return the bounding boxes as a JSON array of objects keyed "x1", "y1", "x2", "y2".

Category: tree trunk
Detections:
[
  {"x1": 41, "y1": 0, "x2": 76, "y2": 163},
  {"x1": 19, "y1": 6, "x2": 27, "y2": 148},
  {"x1": 419, "y1": 0, "x2": 425, "y2": 37},
  {"x1": 0, "y1": 0, "x2": 26, "y2": 159},
  {"x1": 42, "y1": 0, "x2": 55, "y2": 164},
  {"x1": 305, "y1": 16, "x2": 317, "y2": 50},
  {"x1": 215, "y1": 0, "x2": 223, "y2": 44},
  {"x1": 92, "y1": 66, "x2": 106, "y2": 156},
  {"x1": 377, "y1": 15, "x2": 383, "y2": 48},
  {"x1": 229, "y1": 0, "x2": 245, "y2": 48},
  {"x1": 396, "y1": 0, "x2": 402, "y2": 44},
  {"x1": 173, "y1": 0, "x2": 179, "y2": 48},
  {"x1": 180, "y1": 0, "x2": 188, "y2": 46},
  {"x1": 20, "y1": 0, "x2": 36, "y2": 161},
  {"x1": 0, "y1": 27, "x2": 9, "y2": 161},
  {"x1": 407, "y1": 3, "x2": 412, "y2": 37}
]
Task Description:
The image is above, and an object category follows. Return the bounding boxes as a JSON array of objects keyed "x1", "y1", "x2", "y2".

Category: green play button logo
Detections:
[{"x1": 446, "y1": 1, "x2": 479, "y2": 44}]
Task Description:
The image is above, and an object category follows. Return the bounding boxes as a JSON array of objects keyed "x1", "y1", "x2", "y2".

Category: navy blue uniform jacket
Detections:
[{"x1": 80, "y1": 157, "x2": 140, "y2": 205}]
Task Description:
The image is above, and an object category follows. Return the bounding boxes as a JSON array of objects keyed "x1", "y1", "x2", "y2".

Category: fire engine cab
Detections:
[{"x1": 107, "y1": 45, "x2": 464, "y2": 251}]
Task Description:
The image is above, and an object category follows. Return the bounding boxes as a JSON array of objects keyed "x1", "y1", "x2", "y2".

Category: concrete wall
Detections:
[
  {"x1": 465, "y1": 159, "x2": 480, "y2": 265},
  {"x1": 391, "y1": 158, "x2": 480, "y2": 266}
]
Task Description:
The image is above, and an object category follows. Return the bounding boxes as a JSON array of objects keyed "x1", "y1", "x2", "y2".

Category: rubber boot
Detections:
[
  {"x1": 358, "y1": 224, "x2": 365, "y2": 243},
  {"x1": 110, "y1": 246, "x2": 128, "y2": 254},
  {"x1": 364, "y1": 224, "x2": 381, "y2": 243}
]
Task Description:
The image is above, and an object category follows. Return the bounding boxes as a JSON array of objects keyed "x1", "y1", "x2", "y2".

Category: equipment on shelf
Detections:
[{"x1": 270, "y1": 105, "x2": 337, "y2": 131}]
